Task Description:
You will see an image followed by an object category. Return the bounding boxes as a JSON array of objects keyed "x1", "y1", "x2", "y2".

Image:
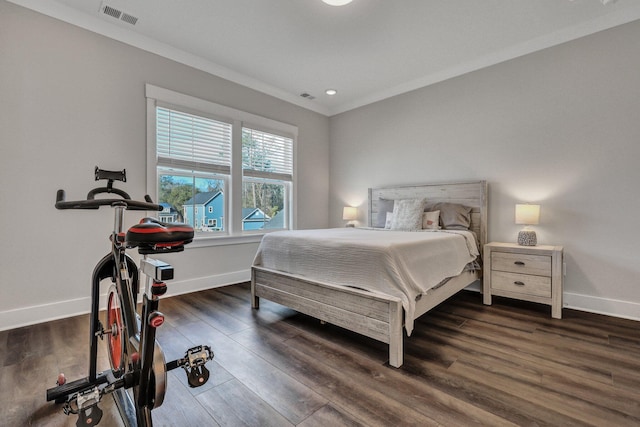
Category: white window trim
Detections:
[{"x1": 145, "y1": 84, "x2": 298, "y2": 245}]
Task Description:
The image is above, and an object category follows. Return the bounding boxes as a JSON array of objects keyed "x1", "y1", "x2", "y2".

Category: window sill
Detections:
[{"x1": 185, "y1": 233, "x2": 265, "y2": 249}]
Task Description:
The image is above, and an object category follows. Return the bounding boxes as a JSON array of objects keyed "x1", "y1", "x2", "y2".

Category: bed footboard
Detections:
[{"x1": 251, "y1": 266, "x2": 404, "y2": 367}]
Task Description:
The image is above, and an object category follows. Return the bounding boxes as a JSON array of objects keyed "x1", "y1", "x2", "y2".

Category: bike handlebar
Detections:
[{"x1": 55, "y1": 189, "x2": 162, "y2": 211}]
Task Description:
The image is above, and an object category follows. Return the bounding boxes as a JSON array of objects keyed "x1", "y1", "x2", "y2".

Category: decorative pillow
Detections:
[
  {"x1": 425, "y1": 202, "x2": 472, "y2": 230},
  {"x1": 374, "y1": 199, "x2": 395, "y2": 228},
  {"x1": 390, "y1": 198, "x2": 426, "y2": 231},
  {"x1": 422, "y1": 210, "x2": 440, "y2": 229},
  {"x1": 384, "y1": 211, "x2": 394, "y2": 229}
]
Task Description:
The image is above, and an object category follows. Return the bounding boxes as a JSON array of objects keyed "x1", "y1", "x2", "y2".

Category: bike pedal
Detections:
[
  {"x1": 187, "y1": 365, "x2": 210, "y2": 388},
  {"x1": 182, "y1": 345, "x2": 214, "y2": 388},
  {"x1": 75, "y1": 387, "x2": 102, "y2": 426},
  {"x1": 185, "y1": 345, "x2": 214, "y2": 367},
  {"x1": 77, "y1": 404, "x2": 103, "y2": 427}
]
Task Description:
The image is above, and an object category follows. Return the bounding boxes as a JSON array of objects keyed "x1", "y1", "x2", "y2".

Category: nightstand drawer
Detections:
[
  {"x1": 492, "y1": 252, "x2": 551, "y2": 276},
  {"x1": 491, "y1": 271, "x2": 552, "y2": 297}
]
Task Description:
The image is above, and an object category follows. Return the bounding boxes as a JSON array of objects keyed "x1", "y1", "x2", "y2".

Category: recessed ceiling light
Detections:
[
  {"x1": 322, "y1": 0, "x2": 353, "y2": 6},
  {"x1": 325, "y1": 89, "x2": 338, "y2": 96}
]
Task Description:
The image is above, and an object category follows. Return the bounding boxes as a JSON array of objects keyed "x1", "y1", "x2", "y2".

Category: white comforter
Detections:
[{"x1": 253, "y1": 227, "x2": 479, "y2": 334}]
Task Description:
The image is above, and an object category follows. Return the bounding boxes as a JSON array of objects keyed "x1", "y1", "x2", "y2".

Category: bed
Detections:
[{"x1": 251, "y1": 181, "x2": 488, "y2": 367}]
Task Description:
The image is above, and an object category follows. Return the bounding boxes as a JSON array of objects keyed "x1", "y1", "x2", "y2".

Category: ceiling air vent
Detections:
[
  {"x1": 100, "y1": 2, "x2": 139, "y2": 26},
  {"x1": 300, "y1": 93, "x2": 315, "y2": 100},
  {"x1": 120, "y1": 13, "x2": 138, "y2": 25},
  {"x1": 102, "y1": 5, "x2": 121, "y2": 19}
]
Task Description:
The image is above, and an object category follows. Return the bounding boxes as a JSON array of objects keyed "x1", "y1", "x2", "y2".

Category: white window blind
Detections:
[
  {"x1": 156, "y1": 107, "x2": 232, "y2": 174},
  {"x1": 242, "y1": 128, "x2": 293, "y2": 181}
]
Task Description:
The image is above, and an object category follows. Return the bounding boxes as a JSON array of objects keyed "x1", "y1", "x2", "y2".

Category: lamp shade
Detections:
[
  {"x1": 342, "y1": 206, "x2": 358, "y2": 221},
  {"x1": 323, "y1": 0, "x2": 353, "y2": 5},
  {"x1": 515, "y1": 204, "x2": 540, "y2": 225}
]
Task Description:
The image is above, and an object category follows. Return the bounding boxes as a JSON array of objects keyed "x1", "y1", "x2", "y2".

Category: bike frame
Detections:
[
  {"x1": 90, "y1": 205, "x2": 139, "y2": 382},
  {"x1": 50, "y1": 203, "x2": 153, "y2": 426},
  {"x1": 47, "y1": 168, "x2": 213, "y2": 427},
  {"x1": 107, "y1": 203, "x2": 153, "y2": 426}
]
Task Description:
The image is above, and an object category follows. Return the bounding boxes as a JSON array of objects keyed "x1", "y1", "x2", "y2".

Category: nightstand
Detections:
[{"x1": 483, "y1": 242, "x2": 564, "y2": 319}]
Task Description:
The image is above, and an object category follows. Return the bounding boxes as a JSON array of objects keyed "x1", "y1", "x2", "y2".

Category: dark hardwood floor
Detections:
[{"x1": 1, "y1": 283, "x2": 639, "y2": 426}]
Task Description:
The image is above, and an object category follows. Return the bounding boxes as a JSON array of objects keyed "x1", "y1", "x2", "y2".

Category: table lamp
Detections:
[
  {"x1": 343, "y1": 206, "x2": 357, "y2": 227},
  {"x1": 515, "y1": 204, "x2": 540, "y2": 246}
]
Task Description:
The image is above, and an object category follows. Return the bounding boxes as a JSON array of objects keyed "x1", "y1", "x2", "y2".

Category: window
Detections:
[
  {"x1": 242, "y1": 128, "x2": 293, "y2": 231},
  {"x1": 146, "y1": 85, "x2": 297, "y2": 242},
  {"x1": 155, "y1": 106, "x2": 230, "y2": 233}
]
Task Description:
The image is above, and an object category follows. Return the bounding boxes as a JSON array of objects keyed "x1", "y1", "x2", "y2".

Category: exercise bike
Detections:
[{"x1": 46, "y1": 167, "x2": 214, "y2": 427}]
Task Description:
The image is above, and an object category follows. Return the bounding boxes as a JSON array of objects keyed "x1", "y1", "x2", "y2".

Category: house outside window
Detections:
[
  {"x1": 146, "y1": 84, "x2": 297, "y2": 242},
  {"x1": 158, "y1": 202, "x2": 181, "y2": 223}
]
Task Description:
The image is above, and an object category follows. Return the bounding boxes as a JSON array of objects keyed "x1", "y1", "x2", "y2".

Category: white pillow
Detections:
[
  {"x1": 422, "y1": 210, "x2": 440, "y2": 229},
  {"x1": 390, "y1": 198, "x2": 426, "y2": 231},
  {"x1": 385, "y1": 211, "x2": 394, "y2": 229}
]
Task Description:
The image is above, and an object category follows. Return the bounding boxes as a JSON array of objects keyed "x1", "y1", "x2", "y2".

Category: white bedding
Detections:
[{"x1": 253, "y1": 227, "x2": 479, "y2": 334}]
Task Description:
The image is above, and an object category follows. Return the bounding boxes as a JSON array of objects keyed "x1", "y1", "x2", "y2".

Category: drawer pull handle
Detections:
[
  {"x1": 514, "y1": 281, "x2": 525, "y2": 286},
  {"x1": 514, "y1": 261, "x2": 525, "y2": 266}
]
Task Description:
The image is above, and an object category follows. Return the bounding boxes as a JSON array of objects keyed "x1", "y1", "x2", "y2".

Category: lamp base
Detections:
[{"x1": 518, "y1": 230, "x2": 537, "y2": 246}]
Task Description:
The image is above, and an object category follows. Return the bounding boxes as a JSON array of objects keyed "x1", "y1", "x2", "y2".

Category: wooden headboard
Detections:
[{"x1": 368, "y1": 180, "x2": 488, "y2": 255}]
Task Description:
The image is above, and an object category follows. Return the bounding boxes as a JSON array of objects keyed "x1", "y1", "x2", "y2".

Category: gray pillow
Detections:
[
  {"x1": 390, "y1": 198, "x2": 426, "y2": 231},
  {"x1": 374, "y1": 198, "x2": 395, "y2": 228},
  {"x1": 425, "y1": 202, "x2": 472, "y2": 230}
]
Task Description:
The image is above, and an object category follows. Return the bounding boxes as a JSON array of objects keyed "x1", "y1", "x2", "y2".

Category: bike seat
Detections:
[{"x1": 126, "y1": 218, "x2": 194, "y2": 254}]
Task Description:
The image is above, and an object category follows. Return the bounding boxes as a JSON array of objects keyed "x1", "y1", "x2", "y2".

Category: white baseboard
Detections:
[
  {"x1": 0, "y1": 297, "x2": 91, "y2": 333},
  {"x1": 3, "y1": 275, "x2": 638, "y2": 331},
  {"x1": 466, "y1": 284, "x2": 640, "y2": 321},
  {"x1": 564, "y1": 291, "x2": 640, "y2": 321},
  {"x1": 0, "y1": 269, "x2": 251, "y2": 332},
  {"x1": 160, "y1": 269, "x2": 250, "y2": 299}
]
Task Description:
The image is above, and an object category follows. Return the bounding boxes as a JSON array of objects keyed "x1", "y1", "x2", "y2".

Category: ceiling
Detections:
[{"x1": 10, "y1": 0, "x2": 640, "y2": 116}]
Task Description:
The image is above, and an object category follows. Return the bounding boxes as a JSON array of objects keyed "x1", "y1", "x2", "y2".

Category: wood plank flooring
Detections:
[{"x1": 1, "y1": 283, "x2": 639, "y2": 426}]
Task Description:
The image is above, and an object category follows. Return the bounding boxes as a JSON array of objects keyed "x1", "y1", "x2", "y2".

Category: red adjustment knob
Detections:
[
  {"x1": 149, "y1": 311, "x2": 165, "y2": 328},
  {"x1": 152, "y1": 281, "x2": 167, "y2": 296}
]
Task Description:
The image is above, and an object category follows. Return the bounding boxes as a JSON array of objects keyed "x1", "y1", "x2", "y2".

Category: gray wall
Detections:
[
  {"x1": 0, "y1": 1, "x2": 329, "y2": 330},
  {"x1": 2, "y1": 0, "x2": 638, "y2": 329},
  {"x1": 329, "y1": 20, "x2": 640, "y2": 319}
]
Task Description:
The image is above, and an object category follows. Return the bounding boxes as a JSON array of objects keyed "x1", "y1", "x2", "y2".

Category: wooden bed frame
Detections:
[{"x1": 251, "y1": 181, "x2": 488, "y2": 367}]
